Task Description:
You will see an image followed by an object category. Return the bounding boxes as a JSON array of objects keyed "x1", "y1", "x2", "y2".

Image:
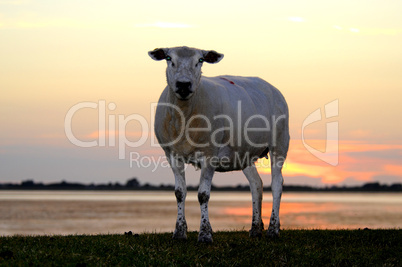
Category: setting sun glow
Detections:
[{"x1": 1, "y1": 0, "x2": 401, "y2": 186}]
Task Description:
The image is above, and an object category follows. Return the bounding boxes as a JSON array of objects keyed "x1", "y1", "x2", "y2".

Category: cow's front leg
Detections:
[
  {"x1": 197, "y1": 159, "x2": 215, "y2": 243},
  {"x1": 169, "y1": 154, "x2": 187, "y2": 240}
]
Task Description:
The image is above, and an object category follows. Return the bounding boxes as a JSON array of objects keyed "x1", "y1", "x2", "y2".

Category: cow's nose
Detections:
[{"x1": 176, "y1": 81, "x2": 192, "y2": 99}]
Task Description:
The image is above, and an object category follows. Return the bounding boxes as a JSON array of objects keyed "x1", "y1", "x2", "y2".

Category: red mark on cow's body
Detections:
[{"x1": 220, "y1": 77, "x2": 235, "y2": 85}]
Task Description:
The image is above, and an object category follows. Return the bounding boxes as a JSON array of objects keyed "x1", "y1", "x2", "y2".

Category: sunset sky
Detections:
[{"x1": 1, "y1": 0, "x2": 401, "y2": 187}]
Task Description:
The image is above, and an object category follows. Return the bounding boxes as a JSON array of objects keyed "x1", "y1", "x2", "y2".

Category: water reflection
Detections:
[
  {"x1": 0, "y1": 191, "x2": 400, "y2": 235},
  {"x1": 224, "y1": 200, "x2": 402, "y2": 230}
]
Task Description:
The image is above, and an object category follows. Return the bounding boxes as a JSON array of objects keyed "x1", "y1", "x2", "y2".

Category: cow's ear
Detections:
[
  {"x1": 202, "y1": 50, "x2": 224, "y2": 64},
  {"x1": 148, "y1": 48, "x2": 168, "y2": 61}
]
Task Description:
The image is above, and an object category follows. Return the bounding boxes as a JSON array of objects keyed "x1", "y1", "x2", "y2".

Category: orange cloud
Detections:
[
  {"x1": 257, "y1": 139, "x2": 402, "y2": 185},
  {"x1": 384, "y1": 164, "x2": 402, "y2": 176}
]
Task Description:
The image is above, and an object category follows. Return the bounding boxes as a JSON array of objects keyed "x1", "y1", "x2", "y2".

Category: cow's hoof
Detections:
[
  {"x1": 173, "y1": 222, "x2": 187, "y2": 240},
  {"x1": 266, "y1": 227, "x2": 280, "y2": 238},
  {"x1": 198, "y1": 232, "x2": 213, "y2": 243},
  {"x1": 249, "y1": 222, "x2": 264, "y2": 238},
  {"x1": 249, "y1": 228, "x2": 263, "y2": 238},
  {"x1": 173, "y1": 231, "x2": 187, "y2": 240},
  {"x1": 198, "y1": 222, "x2": 213, "y2": 243}
]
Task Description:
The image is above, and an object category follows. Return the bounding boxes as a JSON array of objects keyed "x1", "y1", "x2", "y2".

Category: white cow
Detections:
[{"x1": 149, "y1": 46, "x2": 289, "y2": 243}]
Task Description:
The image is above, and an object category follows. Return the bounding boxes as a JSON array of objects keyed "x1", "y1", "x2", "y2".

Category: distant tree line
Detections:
[{"x1": 0, "y1": 178, "x2": 401, "y2": 192}]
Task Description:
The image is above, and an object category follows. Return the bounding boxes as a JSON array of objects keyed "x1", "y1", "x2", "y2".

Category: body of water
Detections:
[{"x1": 0, "y1": 191, "x2": 401, "y2": 236}]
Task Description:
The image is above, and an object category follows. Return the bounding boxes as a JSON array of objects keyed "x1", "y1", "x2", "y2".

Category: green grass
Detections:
[{"x1": 0, "y1": 230, "x2": 401, "y2": 266}]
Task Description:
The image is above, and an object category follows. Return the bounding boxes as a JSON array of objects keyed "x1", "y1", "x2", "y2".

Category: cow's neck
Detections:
[{"x1": 167, "y1": 87, "x2": 200, "y2": 120}]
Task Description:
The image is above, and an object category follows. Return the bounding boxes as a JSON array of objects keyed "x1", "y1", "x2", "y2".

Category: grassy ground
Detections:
[{"x1": 0, "y1": 230, "x2": 400, "y2": 266}]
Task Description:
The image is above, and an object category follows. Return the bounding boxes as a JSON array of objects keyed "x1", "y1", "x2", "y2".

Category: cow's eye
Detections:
[
  {"x1": 166, "y1": 56, "x2": 175, "y2": 67},
  {"x1": 199, "y1": 58, "x2": 204, "y2": 63}
]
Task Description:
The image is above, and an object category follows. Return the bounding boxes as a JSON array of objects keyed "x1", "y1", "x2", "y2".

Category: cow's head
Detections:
[{"x1": 149, "y1": 46, "x2": 224, "y2": 100}]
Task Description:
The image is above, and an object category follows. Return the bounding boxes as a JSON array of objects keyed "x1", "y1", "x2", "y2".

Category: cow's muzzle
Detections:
[{"x1": 175, "y1": 81, "x2": 192, "y2": 100}]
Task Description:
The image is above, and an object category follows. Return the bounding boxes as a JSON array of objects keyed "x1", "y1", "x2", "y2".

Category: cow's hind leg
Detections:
[
  {"x1": 169, "y1": 155, "x2": 188, "y2": 240},
  {"x1": 267, "y1": 149, "x2": 287, "y2": 238},
  {"x1": 243, "y1": 164, "x2": 264, "y2": 237}
]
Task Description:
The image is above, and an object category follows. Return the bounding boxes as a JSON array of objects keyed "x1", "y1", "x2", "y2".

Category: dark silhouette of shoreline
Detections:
[{"x1": 0, "y1": 178, "x2": 401, "y2": 192}]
